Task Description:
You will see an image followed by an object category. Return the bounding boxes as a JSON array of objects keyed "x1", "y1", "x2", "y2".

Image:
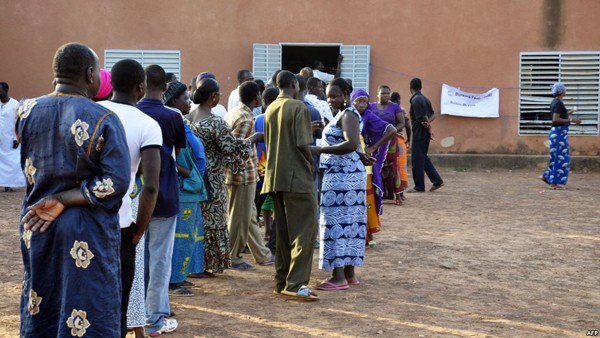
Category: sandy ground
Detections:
[{"x1": 0, "y1": 169, "x2": 599, "y2": 338}]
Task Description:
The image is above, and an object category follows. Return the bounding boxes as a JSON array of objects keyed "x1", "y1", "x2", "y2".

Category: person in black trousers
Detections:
[{"x1": 408, "y1": 78, "x2": 444, "y2": 192}]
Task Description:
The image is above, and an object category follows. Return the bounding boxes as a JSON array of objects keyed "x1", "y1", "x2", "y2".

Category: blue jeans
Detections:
[{"x1": 144, "y1": 216, "x2": 177, "y2": 333}]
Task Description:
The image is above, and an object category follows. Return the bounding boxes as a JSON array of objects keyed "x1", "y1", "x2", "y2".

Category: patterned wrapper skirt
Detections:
[{"x1": 543, "y1": 125, "x2": 571, "y2": 185}]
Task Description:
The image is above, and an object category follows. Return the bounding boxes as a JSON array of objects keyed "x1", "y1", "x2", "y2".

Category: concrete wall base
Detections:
[{"x1": 419, "y1": 154, "x2": 600, "y2": 172}]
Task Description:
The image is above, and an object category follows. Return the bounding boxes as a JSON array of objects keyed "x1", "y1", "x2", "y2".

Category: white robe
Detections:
[{"x1": 0, "y1": 98, "x2": 25, "y2": 187}]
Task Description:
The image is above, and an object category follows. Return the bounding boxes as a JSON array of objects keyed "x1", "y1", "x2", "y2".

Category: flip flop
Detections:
[
  {"x1": 347, "y1": 279, "x2": 360, "y2": 285},
  {"x1": 315, "y1": 280, "x2": 349, "y2": 291},
  {"x1": 230, "y1": 262, "x2": 256, "y2": 271},
  {"x1": 280, "y1": 286, "x2": 320, "y2": 301},
  {"x1": 187, "y1": 271, "x2": 216, "y2": 278}
]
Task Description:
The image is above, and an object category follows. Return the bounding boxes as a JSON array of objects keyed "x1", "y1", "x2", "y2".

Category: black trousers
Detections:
[
  {"x1": 120, "y1": 226, "x2": 137, "y2": 338},
  {"x1": 411, "y1": 138, "x2": 443, "y2": 191}
]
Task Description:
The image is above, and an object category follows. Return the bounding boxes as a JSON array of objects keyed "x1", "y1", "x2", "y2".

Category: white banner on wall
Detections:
[{"x1": 440, "y1": 84, "x2": 499, "y2": 118}]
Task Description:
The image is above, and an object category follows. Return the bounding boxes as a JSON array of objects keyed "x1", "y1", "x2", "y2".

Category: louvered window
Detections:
[
  {"x1": 340, "y1": 45, "x2": 370, "y2": 91},
  {"x1": 252, "y1": 44, "x2": 282, "y2": 84},
  {"x1": 104, "y1": 50, "x2": 181, "y2": 79},
  {"x1": 519, "y1": 52, "x2": 600, "y2": 135}
]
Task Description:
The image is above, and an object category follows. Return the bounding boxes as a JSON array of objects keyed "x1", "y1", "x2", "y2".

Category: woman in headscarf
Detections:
[
  {"x1": 369, "y1": 85, "x2": 406, "y2": 205},
  {"x1": 187, "y1": 78, "x2": 259, "y2": 273},
  {"x1": 92, "y1": 68, "x2": 112, "y2": 101},
  {"x1": 164, "y1": 81, "x2": 208, "y2": 295},
  {"x1": 540, "y1": 82, "x2": 581, "y2": 189},
  {"x1": 351, "y1": 89, "x2": 396, "y2": 247}
]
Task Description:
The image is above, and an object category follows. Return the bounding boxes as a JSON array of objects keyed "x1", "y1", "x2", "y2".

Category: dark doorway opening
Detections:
[{"x1": 281, "y1": 45, "x2": 340, "y2": 74}]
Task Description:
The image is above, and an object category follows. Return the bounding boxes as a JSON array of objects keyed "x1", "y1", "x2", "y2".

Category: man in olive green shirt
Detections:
[{"x1": 262, "y1": 71, "x2": 318, "y2": 300}]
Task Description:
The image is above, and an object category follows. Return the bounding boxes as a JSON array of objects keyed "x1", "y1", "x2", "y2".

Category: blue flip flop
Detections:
[{"x1": 230, "y1": 262, "x2": 256, "y2": 271}]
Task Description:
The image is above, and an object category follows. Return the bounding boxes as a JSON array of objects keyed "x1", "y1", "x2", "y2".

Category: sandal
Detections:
[
  {"x1": 230, "y1": 262, "x2": 256, "y2": 271},
  {"x1": 315, "y1": 280, "x2": 349, "y2": 291},
  {"x1": 168, "y1": 286, "x2": 194, "y2": 297},
  {"x1": 187, "y1": 271, "x2": 216, "y2": 278},
  {"x1": 280, "y1": 285, "x2": 320, "y2": 301}
]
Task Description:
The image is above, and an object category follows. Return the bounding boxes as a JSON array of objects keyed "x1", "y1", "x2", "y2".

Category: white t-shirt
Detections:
[
  {"x1": 98, "y1": 101, "x2": 163, "y2": 228},
  {"x1": 313, "y1": 69, "x2": 335, "y2": 84},
  {"x1": 305, "y1": 94, "x2": 334, "y2": 122},
  {"x1": 227, "y1": 87, "x2": 240, "y2": 111},
  {"x1": 212, "y1": 104, "x2": 228, "y2": 119}
]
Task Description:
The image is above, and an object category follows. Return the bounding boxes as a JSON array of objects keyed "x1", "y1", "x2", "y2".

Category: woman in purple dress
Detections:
[{"x1": 368, "y1": 85, "x2": 406, "y2": 205}]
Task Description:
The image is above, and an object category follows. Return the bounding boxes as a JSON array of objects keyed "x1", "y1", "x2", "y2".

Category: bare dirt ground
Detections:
[{"x1": 1, "y1": 169, "x2": 599, "y2": 337}]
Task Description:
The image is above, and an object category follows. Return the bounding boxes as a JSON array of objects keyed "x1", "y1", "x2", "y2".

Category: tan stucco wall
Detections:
[{"x1": 2, "y1": 0, "x2": 599, "y2": 154}]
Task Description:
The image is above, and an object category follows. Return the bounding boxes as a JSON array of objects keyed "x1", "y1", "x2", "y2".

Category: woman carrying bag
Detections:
[{"x1": 164, "y1": 82, "x2": 209, "y2": 296}]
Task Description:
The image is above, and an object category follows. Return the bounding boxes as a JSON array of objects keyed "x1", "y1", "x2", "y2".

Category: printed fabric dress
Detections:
[
  {"x1": 369, "y1": 102, "x2": 404, "y2": 199},
  {"x1": 542, "y1": 99, "x2": 571, "y2": 185},
  {"x1": 16, "y1": 94, "x2": 131, "y2": 337},
  {"x1": 189, "y1": 115, "x2": 251, "y2": 272},
  {"x1": 319, "y1": 108, "x2": 367, "y2": 270}
]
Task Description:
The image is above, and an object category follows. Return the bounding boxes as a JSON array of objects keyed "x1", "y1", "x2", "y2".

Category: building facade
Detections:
[{"x1": 2, "y1": 0, "x2": 599, "y2": 154}]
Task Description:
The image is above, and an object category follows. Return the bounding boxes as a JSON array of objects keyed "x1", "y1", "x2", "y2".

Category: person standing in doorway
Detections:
[
  {"x1": 312, "y1": 54, "x2": 343, "y2": 85},
  {"x1": 408, "y1": 78, "x2": 444, "y2": 193},
  {"x1": 0, "y1": 82, "x2": 25, "y2": 191}
]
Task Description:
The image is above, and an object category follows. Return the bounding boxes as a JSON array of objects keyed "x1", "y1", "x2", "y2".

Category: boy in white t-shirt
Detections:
[{"x1": 97, "y1": 59, "x2": 164, "y2": 338}]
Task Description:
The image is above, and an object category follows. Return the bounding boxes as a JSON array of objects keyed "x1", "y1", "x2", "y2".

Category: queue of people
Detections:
[{"x1": 13, "y1": 42, "x2": 450, "y2": 337}]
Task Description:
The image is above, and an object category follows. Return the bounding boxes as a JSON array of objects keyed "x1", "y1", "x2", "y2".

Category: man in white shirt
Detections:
[
  {"x1": 0, "y1": 82, "x2": 25, "y2": 192},
  {"x1": 305, "y1": 77, "x2": 334, "y2": 123},
  {"x1": 97, "y1": 59, "x2": 164, "y2": 337},
  {"x1": 227, "y1": 69, "x2": 254, "y2": 111},
  {"x1": 311, "y1": 54, "x2": 343, "y2": 84}
]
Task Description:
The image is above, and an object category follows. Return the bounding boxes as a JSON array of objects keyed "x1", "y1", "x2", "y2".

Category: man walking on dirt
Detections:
[{"x1": 408, "y1": 78, "x2": 444, "y2": 192}]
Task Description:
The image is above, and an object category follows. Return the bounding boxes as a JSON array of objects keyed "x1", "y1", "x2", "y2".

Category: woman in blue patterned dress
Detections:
[
  {"x1": 541, "y1": 82, "x2": 581, "y2": 190},
  {"x1": 17, "y1": 43, "x2": 131, "y2": 337},
  {"x1": 312, "y1": 78, "x2": 373, "y2": 290}
]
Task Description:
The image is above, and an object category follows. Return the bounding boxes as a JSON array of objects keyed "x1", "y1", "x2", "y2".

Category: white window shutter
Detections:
[
  {"x1": 252, "y1": 44, "x2": 281, "y2": 83},
  {"x1": 560, "y1": 53, "x2": 600, "y2": 135},
  {"x1": 104, "y1": 49, "x2": 181, "y2": 80},
  {"x1": 519, "y1": 51, "x2": 599, "y2": 136},
  {"x1": 340, "y1": 45, "x2": 370, "y2": 91}
]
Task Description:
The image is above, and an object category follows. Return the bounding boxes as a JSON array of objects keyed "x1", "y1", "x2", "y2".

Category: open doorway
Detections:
[{"x1": 281, "y1": 45, "x2": 340, "y2": 74}]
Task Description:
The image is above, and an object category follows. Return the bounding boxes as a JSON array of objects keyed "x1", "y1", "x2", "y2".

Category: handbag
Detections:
[{"x1": 178, "y1": 143, "x2": 209, "y2": 203}]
